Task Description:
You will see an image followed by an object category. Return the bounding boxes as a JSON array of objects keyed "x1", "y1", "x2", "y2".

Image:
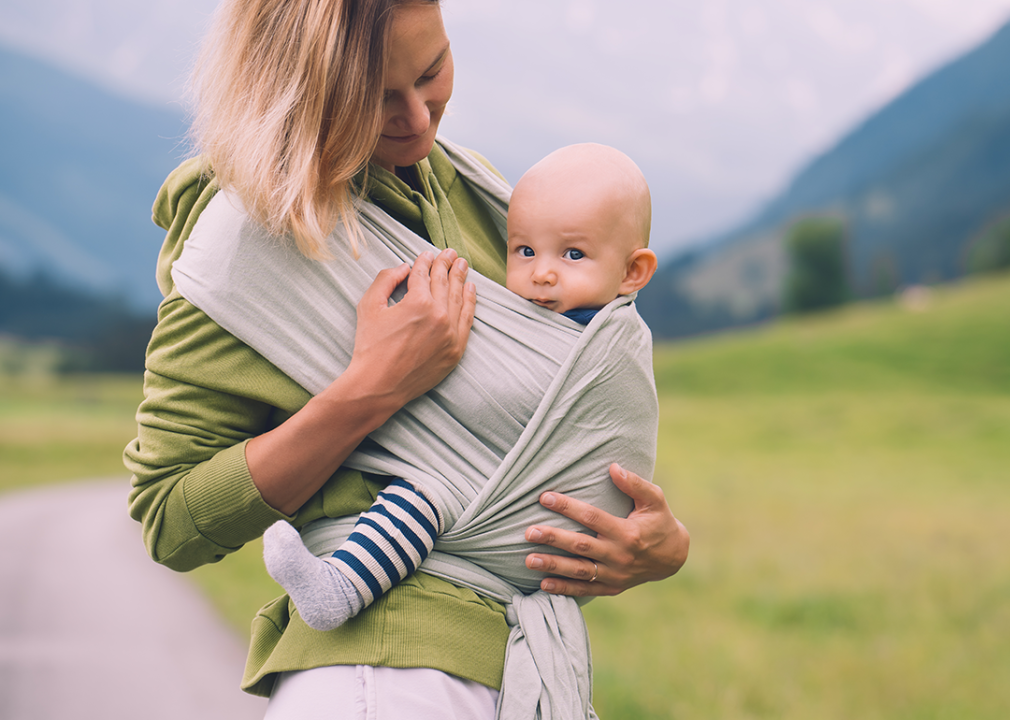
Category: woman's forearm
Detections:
[{"x1": 245, "y1": 364, "x2": 404, "y2": 515}]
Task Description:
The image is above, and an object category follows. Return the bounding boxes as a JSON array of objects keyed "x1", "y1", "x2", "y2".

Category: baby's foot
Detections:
[{"x1": 263, "y1": 520, "x2": 364, "y2": 631}]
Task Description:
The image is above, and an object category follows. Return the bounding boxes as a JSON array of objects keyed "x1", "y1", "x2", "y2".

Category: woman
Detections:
[{"x1": 126, "y1": 0, "x2": 689, "y2": 716}]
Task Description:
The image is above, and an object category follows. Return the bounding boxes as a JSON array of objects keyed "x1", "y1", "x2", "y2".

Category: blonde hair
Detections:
[{"x1": 189, "y1": 0, "x2": 434, "y2": 259}]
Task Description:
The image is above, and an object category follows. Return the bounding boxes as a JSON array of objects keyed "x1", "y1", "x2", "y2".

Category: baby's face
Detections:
[{"x1": 506, "y1": 188, "x2": 633, "y2": 314}]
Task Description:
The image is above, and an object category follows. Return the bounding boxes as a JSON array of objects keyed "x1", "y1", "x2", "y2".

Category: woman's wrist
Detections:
[{"x1": 318, "y1": 359, "x2": 408, "y2": 428}]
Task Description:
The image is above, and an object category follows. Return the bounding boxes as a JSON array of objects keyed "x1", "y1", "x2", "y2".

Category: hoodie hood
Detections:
[{"x1": 151, "y1": 156, "x2": 219, "y2": 298}]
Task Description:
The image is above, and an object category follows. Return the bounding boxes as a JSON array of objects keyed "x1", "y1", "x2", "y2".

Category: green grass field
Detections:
[
  {"x1": 3, "y1": 272, "x2": 1008, "y2": 718},
  {"x1": 0, "y1": 355, "x2": 144, "y2": 492}
]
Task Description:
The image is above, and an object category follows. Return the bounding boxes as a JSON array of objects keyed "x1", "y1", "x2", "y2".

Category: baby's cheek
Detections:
[{"x1": 504, "y1": 270, "x2": 528, "y2": 300}]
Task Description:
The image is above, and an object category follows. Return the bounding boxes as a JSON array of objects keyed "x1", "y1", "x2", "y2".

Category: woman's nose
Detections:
[{"x1": 392, "y1": 92, "x2": 431, "y2": 135}]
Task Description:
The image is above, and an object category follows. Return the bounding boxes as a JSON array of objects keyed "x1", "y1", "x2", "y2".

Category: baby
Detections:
[{"x1": 264, "y1": 143, "x2": 658, "y2": 630}]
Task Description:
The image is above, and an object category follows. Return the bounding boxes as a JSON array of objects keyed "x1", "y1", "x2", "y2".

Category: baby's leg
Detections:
[{"x1": 263, "y1": 478, "x2": 443, "y2": 631}]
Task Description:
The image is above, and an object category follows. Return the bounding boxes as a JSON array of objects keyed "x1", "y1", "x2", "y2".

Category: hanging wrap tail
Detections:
[{"x1": 171, "y1": 138, "x2": 658, "y2": 720}]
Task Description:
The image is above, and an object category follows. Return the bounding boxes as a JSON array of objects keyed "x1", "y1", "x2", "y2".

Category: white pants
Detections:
[{"x1": 263, "y1": 665, "x2": 499, "y2": 720}]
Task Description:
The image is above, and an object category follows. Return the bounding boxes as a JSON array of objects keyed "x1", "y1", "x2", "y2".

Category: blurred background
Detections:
[{"x1": 2, "y1": 1, "x2": 1009, "y2": 718}]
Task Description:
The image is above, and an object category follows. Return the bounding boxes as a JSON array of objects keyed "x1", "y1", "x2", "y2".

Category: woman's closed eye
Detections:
[
  {"x1": 563, "y1": 248, "x2": 585, "y2": 260},
  {"x1": 416, "y1": 67, "x2": 443, "y2": 86},
  {"x1": 416, "y1": 50, "x2": 449, "y2": 87}
]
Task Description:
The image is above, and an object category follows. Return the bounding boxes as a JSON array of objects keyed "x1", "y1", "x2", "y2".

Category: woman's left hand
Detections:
[{"x1": 524, "y1": 463, "x2": 689, "y2": 597}]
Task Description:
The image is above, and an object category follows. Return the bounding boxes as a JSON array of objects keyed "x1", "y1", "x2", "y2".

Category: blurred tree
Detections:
[
  {"x1": 0, "y1": 270, "x2": 154, "y2": 373},
  {"x1": 869, "y1": 251, "x2": 900, "y2": 297},
  {"x1": 965, "y1": 215, "x2": 1010, "y2": 274},
  {"x1": 782, "y1": 217, "x2": 850, "y2": 313}
]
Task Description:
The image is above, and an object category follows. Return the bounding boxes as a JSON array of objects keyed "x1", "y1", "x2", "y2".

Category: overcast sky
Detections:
[{"x1": 4, "y1": 0, "x2": 1010, "y2": 255}]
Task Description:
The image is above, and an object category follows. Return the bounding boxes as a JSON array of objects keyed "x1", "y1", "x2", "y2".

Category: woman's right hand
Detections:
[
  {"x1": 247, "y1": 248, "x2": 475, "y2": 516},
  {"x1": 347, "y1": 248, "x2": 476, "y2": 410}
]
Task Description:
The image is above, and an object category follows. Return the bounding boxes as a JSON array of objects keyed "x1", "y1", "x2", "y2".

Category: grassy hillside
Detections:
[
  {"x1": 653, "y1": 272, "x2": 1010, "y2": 395},
  {"x1": 2, "y1": 272, "x2": 1008, "y2": 718},
  {"x1": 0, "y1": 342, "x2": 143, "y2": 492},
  {"x1": 593, "y1": 272, "x2": 1009, "y2": 718}
]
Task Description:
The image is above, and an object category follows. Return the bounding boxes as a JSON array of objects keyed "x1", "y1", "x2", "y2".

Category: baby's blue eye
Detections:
[
  {"x1": 564, "y1": 249, "x2": 585, "y2": 260},
  {"x1": 520, "y1": 246, "x2": 535, "y2": 257}
]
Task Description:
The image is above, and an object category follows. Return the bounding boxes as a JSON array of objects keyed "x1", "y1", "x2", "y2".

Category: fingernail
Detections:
[
  {"x1": 543, "y1": 580, "x2": 556, "y2": 592},
  {"x1": 527, "y1": 528, "x2": 543, "y2": 542},
  {"x1": 541, "y1": 492, "x2": 556, "y2": 507},
  {"x1": 528, "y1": 557, "x2": 543, "y2": 569}
]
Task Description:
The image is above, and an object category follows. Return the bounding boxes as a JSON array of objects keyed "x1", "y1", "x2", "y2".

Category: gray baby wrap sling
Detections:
[{"x1": 172, "y1": 139, "x2": 658, "y2": 720}]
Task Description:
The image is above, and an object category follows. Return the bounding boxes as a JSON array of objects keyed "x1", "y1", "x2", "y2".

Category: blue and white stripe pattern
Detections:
[{"x1": 326, "y1": 479, "x2": 443, "y2": 605}]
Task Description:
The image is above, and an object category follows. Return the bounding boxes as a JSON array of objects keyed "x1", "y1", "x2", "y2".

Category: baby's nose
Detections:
[{"x1": 532, "y1": 265, "x2": 557, "y2": 284}]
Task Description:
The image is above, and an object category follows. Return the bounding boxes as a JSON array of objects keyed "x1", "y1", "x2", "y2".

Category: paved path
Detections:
[{"x1": 0, "y1": 479, "x2": 267, "y2": 719}]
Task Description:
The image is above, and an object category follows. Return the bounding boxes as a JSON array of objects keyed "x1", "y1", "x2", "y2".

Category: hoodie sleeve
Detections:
[{"x1": 126, "y1": 161, "x2": 379, "y2": 572}]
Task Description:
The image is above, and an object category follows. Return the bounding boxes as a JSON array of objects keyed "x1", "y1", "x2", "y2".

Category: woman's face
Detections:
[{"x1": 371, "y1": 3, "x2": 454, "y2": 172}]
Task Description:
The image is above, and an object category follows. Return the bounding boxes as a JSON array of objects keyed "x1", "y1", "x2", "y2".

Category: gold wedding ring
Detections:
[{"x1": 589, "y1": 561, "x2": 599, "y2": 583}]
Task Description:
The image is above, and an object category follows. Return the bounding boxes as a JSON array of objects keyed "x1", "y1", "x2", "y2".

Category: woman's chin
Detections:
[{"x1": 373, "y1": 135, "x2": 436, "y2": 170}]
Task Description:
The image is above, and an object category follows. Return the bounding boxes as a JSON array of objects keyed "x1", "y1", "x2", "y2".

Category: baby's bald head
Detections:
[
  {"x1": 512, "y1": 143, "x2": 652, "y2": 253},
  {"x1": 505, "y1": 143, "x2": 658, "y2": 314}
]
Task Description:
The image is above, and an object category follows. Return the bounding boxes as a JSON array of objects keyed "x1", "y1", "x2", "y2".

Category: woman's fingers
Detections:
[
  {"x1": 403, "y1": 249, "x2": 436, "y2": 299},
  {"x1": 425, "y1": 248, "x2": 458, "y2": 304},
  {"x1": 524, "y1": 523, "x2": 605, "y2": 564},
  {"x1": 349, "y1": 248, "x2": 476, "y2": 408},
  {"x1": 406, "y1": 249, "x2": 472, "y2": 341},
  {"x1": 523, "y1": 524, "x2": 626, "y2": 598},
  {"x1": 524, "y1": 464, "x2": 690, "y2": 597},
  {"x1": 446, "y1": 254, "x2": 475, "y2": 335},
  {"x1": 361, "y1": 262, "x2": 412, "y2": 307},
  {"x1": 522, "y1": 484, "x2": 628, "y2": 598},
  {"x1": 607, "y1": 463, "x2": 666, "y2": 513},
  {"x1": 526, "y1": 554, "x2": 622, "y2": 598},
  {"x1": 423, "y1": 249, "x2": 473, "y2": 359},
  {"x1": 457, "y1": 278, "x2": 477, "y2": 337},
  {"x1": 534, "y1": 489, "x2": 624, "y2": 538}
]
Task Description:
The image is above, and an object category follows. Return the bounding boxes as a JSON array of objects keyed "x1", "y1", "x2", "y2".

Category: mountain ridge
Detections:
[
  {"x1": 6, "y1": 27, "x2": 1010, "y2": 343},
  {"x1": 0, "y1": 45, "x2": 188, "y2": 311},
  {"x1": 640, "y1": 19, "x2": 1010, "y2": 338}
]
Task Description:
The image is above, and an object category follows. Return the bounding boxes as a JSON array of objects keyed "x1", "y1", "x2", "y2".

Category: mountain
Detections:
[
  {"x1": 0, "y1": 270, "x2": 155, "y2": 371},
  {"x1": 639, "y1": 19, "x2": 1010, "y2": 339},
  {"x1": 0, "y1": 45, "x2": 188, "y2": 312}
]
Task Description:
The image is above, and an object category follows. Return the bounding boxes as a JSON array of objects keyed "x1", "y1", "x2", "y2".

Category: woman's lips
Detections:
[{"x1": 382, "y1": 134, "x2": 422, "y2": 144}]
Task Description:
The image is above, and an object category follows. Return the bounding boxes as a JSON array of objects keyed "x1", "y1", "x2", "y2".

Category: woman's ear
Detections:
[{"x1": 619, "y1": 248, "x2": 658, "y2": 295}]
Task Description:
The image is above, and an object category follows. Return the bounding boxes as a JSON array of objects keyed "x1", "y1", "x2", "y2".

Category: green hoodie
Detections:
[{"x1": 125, "y1": 144, "x2": 512, "y2": 697}]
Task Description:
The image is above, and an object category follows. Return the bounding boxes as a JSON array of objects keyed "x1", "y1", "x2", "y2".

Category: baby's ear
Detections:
[{"x1": 619, "y1": 248, "x2": 658, "y2": 294}]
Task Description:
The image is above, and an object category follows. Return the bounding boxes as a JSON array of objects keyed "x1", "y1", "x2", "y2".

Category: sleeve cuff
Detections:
[{"x1": 183, "y1": 440, "x2": 290, "y2": 548}]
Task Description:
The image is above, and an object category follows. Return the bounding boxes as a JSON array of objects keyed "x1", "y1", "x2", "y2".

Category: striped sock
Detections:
[{"x1": 327, "y1": 478, "x2": 443, "y2": 605}]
